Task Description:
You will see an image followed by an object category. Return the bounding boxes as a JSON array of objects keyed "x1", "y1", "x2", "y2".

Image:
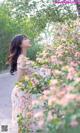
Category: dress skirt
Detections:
[{"x1": 11, "y1": 84, "x2": 33, "y2": 133}]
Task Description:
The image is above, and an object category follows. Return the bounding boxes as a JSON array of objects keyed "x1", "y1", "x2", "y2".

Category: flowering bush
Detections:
[{"x1": 17, "y1": 19, "x2": 80, "y2": 133}]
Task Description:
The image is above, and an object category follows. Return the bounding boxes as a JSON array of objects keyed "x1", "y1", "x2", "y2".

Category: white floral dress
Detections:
[{"x1": 11, "y1": 55, "x2": 34, "y2": 132}]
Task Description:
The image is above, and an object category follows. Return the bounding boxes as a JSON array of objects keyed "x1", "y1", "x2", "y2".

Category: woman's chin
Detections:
[{"x1": 28, "y1": 45, "x2": 31, "y2": 48}]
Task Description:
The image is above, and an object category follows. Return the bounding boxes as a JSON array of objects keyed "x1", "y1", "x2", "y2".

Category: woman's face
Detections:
[{"x1": 21, "y1": 37, "x2": 31, "y2": 49}]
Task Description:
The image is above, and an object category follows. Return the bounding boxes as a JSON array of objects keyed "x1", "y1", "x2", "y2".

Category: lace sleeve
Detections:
[{"x1": 17, "y1": 55, "x2": 34, "y2": 76}]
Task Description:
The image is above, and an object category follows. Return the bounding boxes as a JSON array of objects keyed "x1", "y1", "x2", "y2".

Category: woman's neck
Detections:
[{"x1": 21, "y1": 48, "x2": 27, "y2": 56}]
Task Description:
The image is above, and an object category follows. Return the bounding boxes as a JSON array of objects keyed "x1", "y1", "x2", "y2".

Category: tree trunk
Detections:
[{"x1": 74, "y1": 0, "x2": 80, "y2": 17}]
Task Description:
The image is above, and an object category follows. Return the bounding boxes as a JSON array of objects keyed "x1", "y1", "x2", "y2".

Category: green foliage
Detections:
[
  {"x1": 15, "y1": 19, "x2": 80, "y2": 133},
  {"x1": 0, "y1": 5, "x2": 43, "y2": 71},
  {"x1": 0, "y1": 0, "x2": 79, "y2": 71},
  {"x1": 27, "y1": 42, "x2": 43, "y2": 60}
]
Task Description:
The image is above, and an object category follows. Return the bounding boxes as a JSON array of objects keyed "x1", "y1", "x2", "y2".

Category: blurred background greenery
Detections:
[{"x1": 0, "y1": 0, "x2": 79, "y2": 71}]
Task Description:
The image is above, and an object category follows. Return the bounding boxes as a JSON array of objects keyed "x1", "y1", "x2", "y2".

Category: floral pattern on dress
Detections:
[{"x1": 11, "y1": 55, "x2": 34, "y2": 132}]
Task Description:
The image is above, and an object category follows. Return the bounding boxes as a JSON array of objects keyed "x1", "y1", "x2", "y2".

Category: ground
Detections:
[{"x1": 0, "y1": 71, "x2": 17, "y2": 132}]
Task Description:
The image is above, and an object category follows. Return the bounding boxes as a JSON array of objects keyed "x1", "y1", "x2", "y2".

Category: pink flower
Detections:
[
  {"x1": 38, "y1": 119, "x2": 44, "y2": 128},
  {"x1": 75, "y1": 95, "x2": 80, "y2": 101},
  {"x1": 70, "y1": 119, "x2": 78, "y2": 128},
  {"x1": 67, "y1": 67, "x2": 76, "y2": 80},
  {"x1": 75, "y1": 78, "x2": 80, "y2": 82},
  {"x1": 32, "y1": 99, "x2": 39, "y2": 106},
  {"x1": 75, "y1": 52, "x2": 80, "y2": 57},
  {"x1": 43, "y1": 90, "x2": 50, "y2": 96},
  {"x1": 50, "y1": 56, "x2": 60, "y2": 64},
  {"x1": 56, "y1": 90, "x2": 66, "y2": 98},
  {"x1": 50, "y1": 79, "x2": 58, "y2": 86},
  {"x1": 69, "y1": 67, "x2": 76, "y2": 74},
  {"x1": 39, "y1": 95, "x2": 48, "y2": 101},
  {"x1": 34, "y1": 111, "x2": 43, "y2": 119},
  {"x1": 70, "y1": 61, "x2": 78, "y2": 67},
  {"x1": 63, "y1": 86, "x2": 74, "y2": 92},
  {"x1": 54, "y1": 69, "x2": 62, "y2": 75},
  {"x1": 58, "y1": 94, "x2": 76, "y2": 106},
  {"x1": 48, "y1": 96, "x2": 57, "y2": 106},
  {"x1": 47, "y1": 111, "x2": 53, "y2": 121},
  {"x1": 67, "y1": 73, "x2": 73, "y2": 80}
]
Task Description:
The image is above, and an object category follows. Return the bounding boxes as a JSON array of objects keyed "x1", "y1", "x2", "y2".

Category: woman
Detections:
[{"x1": 7, "y1": 34, "x2": 34, "y2": 132}]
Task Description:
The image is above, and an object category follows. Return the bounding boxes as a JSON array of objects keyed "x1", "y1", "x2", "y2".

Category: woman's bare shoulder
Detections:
[{"x1": 17, "y1": 54, "x2": 28, "y2": 70}]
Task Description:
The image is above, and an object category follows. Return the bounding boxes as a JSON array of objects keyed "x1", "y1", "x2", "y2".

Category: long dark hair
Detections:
[{"x1": 7, "y1": 34, "x2": 27, "y2": 75}]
